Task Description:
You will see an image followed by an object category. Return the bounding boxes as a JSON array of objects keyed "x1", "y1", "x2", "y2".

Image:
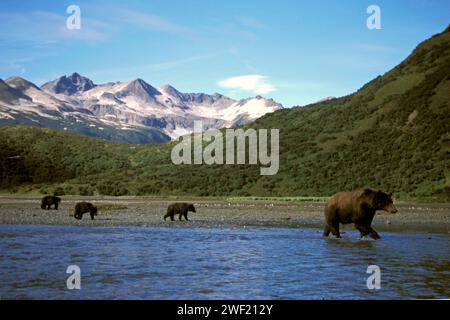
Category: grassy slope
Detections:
[{"x1": 0, "y1": 27, "x2": 449, "y2": 201}]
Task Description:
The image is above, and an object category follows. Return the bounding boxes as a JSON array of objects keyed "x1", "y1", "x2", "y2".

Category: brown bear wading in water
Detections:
[
  {"x1": 323, "y1": 189, "x2": 397, "y2": 240},
  {"x1": 164, "y1": 203, "x2": 196, "y2": 221},
  {"x1": 74, "y1": 202, "x2": 98, "y2": 220},
  {"x1": 41, "y1": 196, "x2": 61, "y2": 210}
]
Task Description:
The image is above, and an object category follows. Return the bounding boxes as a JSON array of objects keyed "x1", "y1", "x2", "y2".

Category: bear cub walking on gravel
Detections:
[
  {"x1": 323, "y1": 189, "x2": 397, "y2": 240},
  {"x1": 41, "y1": 195, "x2": 61, "y2": 210},
  {"x1": 74, "y1": 202, "x2": 98, "y2": 220},
  {"x1": 164, "y1": 203, "x2": 196, "y2": 221}
]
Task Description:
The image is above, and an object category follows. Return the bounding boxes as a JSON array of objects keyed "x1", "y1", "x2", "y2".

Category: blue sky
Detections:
[{"x1": 0, "y1": 0, "x2": 449, "y2": 107}]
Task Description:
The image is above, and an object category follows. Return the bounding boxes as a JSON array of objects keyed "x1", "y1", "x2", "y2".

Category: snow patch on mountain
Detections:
[{"x1": 1, "y1": 73, "x2": 284, "y2": 141}]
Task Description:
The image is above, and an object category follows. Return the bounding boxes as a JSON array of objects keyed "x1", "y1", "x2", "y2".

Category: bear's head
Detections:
[
  {"x1": 373, "y1": 190, "x2": 397, "y2": 213},
  {"x1": 91, "y1": 206, "x2": 98, "y2": 215},
  {"x1": 188, "y1": 204, "x2": 196, "y2": 213}
]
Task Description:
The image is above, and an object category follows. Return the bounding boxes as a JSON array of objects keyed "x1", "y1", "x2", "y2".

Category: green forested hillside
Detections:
[{"x1": 1, "y1": 27, "x2": 449, "y2": 201}]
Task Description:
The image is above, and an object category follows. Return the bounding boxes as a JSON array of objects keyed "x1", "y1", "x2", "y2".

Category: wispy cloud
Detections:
[
  {"x1": 206, "y1": 15, "x2": 265, "y2": 42},
  {"x1": 227, "y1": 47, "x2": 258, "y2": 73},
  {"x1": 0, "y1": 48, "x2": 59, "y2": 77},
  {"x1": 80, "y1": 4, "x2": 195, "y2": 38},
  {"x1": 0, "y1": 11, "x2": 109, "y2": 44},
  {"x1": 235, "y1": 16, "x2": 265, "y2": 29},
  {"x1": 89, "y1": 52, "x2": 219, "y2": 79},
  {"x1": 145, "y1": 54, "x2": 214, "y2": 71},
  {"x1": 0, "y1": 5, "x2": 196, "y2": 44},
  {"x1": 0, "y1": 60, "x2": 26, "y2": 75},
  {"x1": 118, "y1": 10, "x2": 193, "y2": 37},
  {"x1": 206, "y1": 20, "x2": 259, "y2": 42},
  {"x1": 218, "y1": 75, "x2": 277, "y2": 95}
]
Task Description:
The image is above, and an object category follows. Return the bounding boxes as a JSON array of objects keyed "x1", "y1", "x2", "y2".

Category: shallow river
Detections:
[{"x1": 0, "y1": 224, "x2": 449, "y2": 299}]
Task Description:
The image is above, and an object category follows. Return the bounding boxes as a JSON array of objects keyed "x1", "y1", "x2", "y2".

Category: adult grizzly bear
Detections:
[
  {"x1": 323, "y1": 189, "x2": 397, "y2": 240},
  {"x1": 74, "y1": 202, "x2": 98, "y2": 220},
  {"x1": 41, "y1": 195, "x2": 61, "y2": 210},
  {"x1": 164, "y1": 203, "x2": 196, "y2": 221}
]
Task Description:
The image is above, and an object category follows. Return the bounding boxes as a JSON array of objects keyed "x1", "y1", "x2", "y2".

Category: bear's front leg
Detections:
[
  {"x1": 329, "y1": 222, "x2": 341, "y2": 238},
  {"x1": 367, "y1": 227, "x2": 380, "y2": 240},
  {"x1": 323, "y1": 224, "x2": 331, "y2": 237},
  {"x1": 355, "y1": 224, "x2": 369, "y2": 238},
  {"x1": 355, "y1": 224, "x2": 380, "y2": 240},
  {"x1": 163, "y1": 212, "x2": 170, "y2": 221}
]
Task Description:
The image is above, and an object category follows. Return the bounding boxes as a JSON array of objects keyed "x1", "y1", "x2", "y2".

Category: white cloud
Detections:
[{"x1": 218, "y1": 75, "x2": 276, "y2": 95}]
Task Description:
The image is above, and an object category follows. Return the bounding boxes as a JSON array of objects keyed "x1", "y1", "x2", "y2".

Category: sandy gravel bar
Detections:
[{"x1": 0, "y1": 197, "x2": 449, "y2": 234}]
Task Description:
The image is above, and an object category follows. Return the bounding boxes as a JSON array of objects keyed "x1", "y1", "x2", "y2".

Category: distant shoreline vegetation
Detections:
[
  {"x1": 0, "y1": 190, "x2": 446, "y2": 204},
  {"x1": 0, "y1": 124, "x2": 447, "y2": 203}
]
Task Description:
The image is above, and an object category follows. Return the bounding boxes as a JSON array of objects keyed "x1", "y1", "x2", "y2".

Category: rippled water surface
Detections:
[{"x1": 0, "y1": 224, "x2": 449, "y2": 299}]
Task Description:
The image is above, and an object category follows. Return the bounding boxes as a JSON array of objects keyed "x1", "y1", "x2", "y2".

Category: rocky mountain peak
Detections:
[
  {"x1": 41, "y1": 72, "x2": 96, "y2": 95},
  {"x1": 5, "y1": 76, "x2": 41, "y2": 91},
  {"x1": 117, "y1": 78, "x2": 161, "y2": 100}
]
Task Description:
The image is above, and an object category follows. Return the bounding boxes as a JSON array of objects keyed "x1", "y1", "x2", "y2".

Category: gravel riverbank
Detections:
[{"x1": 0, "y1": 197, "x2": 449, "y2": 234}]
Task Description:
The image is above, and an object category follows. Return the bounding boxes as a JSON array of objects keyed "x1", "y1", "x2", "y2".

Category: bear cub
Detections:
[
  {"x1": 74, "y1": 202, "x2": 98, "y2": 220},
  {"x1": 164, "y1": 203, "x2": 196, "y2": 221},
  {"x1": 41, "y1": 195, "x2": 61, "y2": 210}
]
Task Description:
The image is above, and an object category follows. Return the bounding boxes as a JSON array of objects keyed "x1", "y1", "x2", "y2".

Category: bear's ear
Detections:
[{"x1": 388, "y1": 193, "x2": 393, "y2": 198}]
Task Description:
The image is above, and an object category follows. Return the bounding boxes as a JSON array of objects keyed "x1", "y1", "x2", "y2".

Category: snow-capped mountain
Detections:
[{"x1": 0, "y1": 73, "x2": 283, "y2": 144}]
